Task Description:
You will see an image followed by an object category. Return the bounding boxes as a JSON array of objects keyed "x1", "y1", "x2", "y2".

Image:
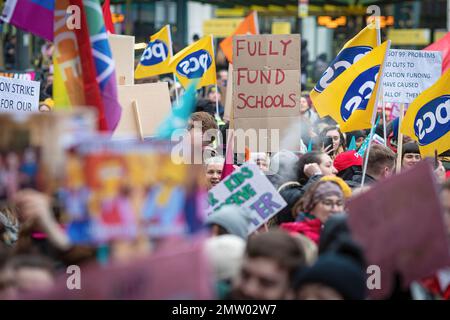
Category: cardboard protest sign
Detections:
[
  {"x1": 206, "y1": 163, "x2": 287, "y2": 234},
  {"x1": 108, "y1": 34, "x2": 135, "y2": 85},
  {"x1": 232, "y1": 34, "x2": 301, "y2": 152},
  {"x1": 347, "y1": 161, "x2": 450, "y2": 299},
  {"x1": 0, "y1": 76, "x2": 40, "y2": 113},
  {"x1": 62, "y1": 140, "x2": 206, "y2": 244},
  {"x1": 223, "y1": 63, "x2": 233, "y2": 122},
  {"x1": 383, "y1": 49, "x2": 442, "y2": 104},
  {"x1": 0, "y1": 109, "x2": 96, "y2": 203},
  {"x1": 113, "y1": 82, "x2": 172, "y2": 139},
  {"x1": 23, "y1": 239, "x2": 213, "y2": 299}
]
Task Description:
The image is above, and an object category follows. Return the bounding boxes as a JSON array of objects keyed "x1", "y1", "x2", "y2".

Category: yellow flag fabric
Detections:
[
  {"x1": 401, "y1": 69, "x2": 450, "y2": 157},
  {"x1": 311, "y1": 23, "x2": 378, "y2": 117},
  {"x1": 312, "y1": 41, "x2": 389, "y2": 133},
  {"x1": 169, "y1": 35, "x2": 217, "y2": 89},
  {"x1": 135, "y1": 25, "x2": 173, "y2": 79}
]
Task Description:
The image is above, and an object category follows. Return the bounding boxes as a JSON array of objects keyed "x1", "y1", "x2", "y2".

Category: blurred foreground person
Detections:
[
  {"x1": 293, "y1": 253, "x2": 366, "y2": 300},
  {"x1": 231, "y1": 230, "x2": 305, "y2": 300}
]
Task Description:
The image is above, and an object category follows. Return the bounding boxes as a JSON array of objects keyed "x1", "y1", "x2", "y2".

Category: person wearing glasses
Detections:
[{"x1": 280, "y1": 179, "x2": 351, "y2": 244}]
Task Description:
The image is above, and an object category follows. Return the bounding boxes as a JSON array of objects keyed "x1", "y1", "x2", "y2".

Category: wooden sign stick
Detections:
[{"x1": 132, "y1": 100, "x2": 144, "y2": 141}]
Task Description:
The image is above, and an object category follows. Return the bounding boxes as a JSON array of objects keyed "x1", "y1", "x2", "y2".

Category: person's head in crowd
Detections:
[
  {"x1": 291, "y1": 233, "x2": 318, "y2": 266},
  {"x1": 401, "y1": 142, "x2": 421, "y2": 170},
  {"x1": 314, "y1": 116, "x2": 336, "y2": 135},
  {"x1": 294, "y1": 180, "x2": 346, "y2": 224},
  {"x1": 293, "y1": 253, "x2": 366, "y2": 300},
  {"x1": 232, "y1": 230, "x2": 306, "y2": 300},
  {"x1": 268, "y1": 150, "x2": 299, "y2": 184},
  {"x1": 365, "y1": 144, "x2": 396, "y2": 181},
  {"x1": 194, "y1": 98, "x2": 216, "y2": 117},
  {"x1": 0, "y1": 207, "x2": 19, "y2": 247},
  {"x1": 0, "y1": 254, "x2": 55, "y2": 298},
  {"x1": 320, "y1": 126, "x2": 346, "y2": 157},
  {"x1": 188, "y1": 111, "x2": 218, "y2": 148},
  {"x1": 39, "y1": 98, "x2": 54, "y2": 112},
  {"x1": 204, "y1": 156, "x2": 224, "y2": 190},
  {"x1": 346, "y1": 130, "x2": 366, "y2": 150},
  {"x1": 250, "y1": 152, "x2": 269, "y2": 172},
  {"x1": 217, "y1": 69, "x2": 228, "y2": 87},
  {"x1": 333, "y1": 150, "x2": 363, "y2": 181},
  {"x1": 300, "y1": 93, "x2": 312, "y2": 115},
  {"x1": 296, "y1": 152, "x2": 337, "y2": 186},
  {"x1": 204, "y1": 235, "x2": 246, "y2": 299},
  {"x1": 205, "y1": 205, "x2": 252, "y2": 240},
  {"x1": 441, "y1": 180, "x2": 450, "y2": 241},
  {"x1": 207, "y1": 86, "x2": 221, "y2": 104}
]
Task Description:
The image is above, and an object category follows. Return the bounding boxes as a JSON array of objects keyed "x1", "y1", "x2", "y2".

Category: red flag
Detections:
[
  {"x1": 220, "y1": 130, "x2": 235, "y2": 180},
  {"x1": 70, "y1": 0, "x2": 107, "y2": 130},
  {"x1": 424, "y1": 32, "x2": 450, "y2": 73},
  {"x1": 102, "y1": 0, "x2": 115, "y2": 34}
]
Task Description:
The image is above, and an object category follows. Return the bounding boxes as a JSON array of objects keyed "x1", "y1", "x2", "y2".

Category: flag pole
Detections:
[
  {"x1": 376, "y1": 16, "x2": 387, "y2": 146},
  {"x1": 395, "y1": 103, "x2": 405, "y2": 174},
  {"x1": 361, "y1": 40, "x2": 391, "y2": 187},
  {"x1": 167, "y1": 25, "x2": 179, "y2": 105}
]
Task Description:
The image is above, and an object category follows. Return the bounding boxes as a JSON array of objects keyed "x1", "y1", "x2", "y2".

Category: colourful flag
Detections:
[
  {"x1": 135, "y1": 25, "x2": 173, "y2": 79},
  {"x1": 311, "y1": 22, "x2": 378, "y2": 117},
  {"x1": 401, "y1": 69, "x2": 450, "y2": 157},
  {"x1": 219, "y1": 11, "x2": 259, "y2": 64},
  {"x1": 102, "y1": 0, "x2": 115, "y2": 34},
  {"x1": 53, "y1": 0, "x2": 85, "y2": 108},
  {"x1": 348, "y1": 136, "x2": 357, "y2": 151},
  {"x1": 83, "y1": 0, "x2": 122, "y2": 131},
  {"x1": 424, "y1": 32, "x2": 450, "y2": 74},
  {"x1": 312, "y1": 41, "x2": 389, "y2": 133},
  {"x1": 170, "y1": 35, "x2": 217, "y2": 89},
  {"x1": 156, "y1": 80, "x2": 199, "y2": 139},
  {"x1": 1, "y1": 0, "x2": 54, "y2": 41},
  {"x1": 72, "y1": 0, "x2": 106, "y2": 129}
]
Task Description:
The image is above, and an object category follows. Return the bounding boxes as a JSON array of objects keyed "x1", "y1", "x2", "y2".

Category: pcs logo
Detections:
[
  {"x1": 176, "y1": 50, "x2": 212, "y2": 79},
  {"x1": 314, "y1": 46, "x2": 372, "y2": 93},
  {"x1": 140, "y1": 40, "x2": 169, "y2": 66},
  {"x1": 414, "y1": 95, "x2": 450, "y2": 145},
  {"x1": 340, "y1": 65, "x2": 380, "y2": 122}
]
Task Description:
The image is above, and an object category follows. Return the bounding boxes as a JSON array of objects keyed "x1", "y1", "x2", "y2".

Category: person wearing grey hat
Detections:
[{"x1": 205, "y1": 205, "x2": 252, "y2": 240}]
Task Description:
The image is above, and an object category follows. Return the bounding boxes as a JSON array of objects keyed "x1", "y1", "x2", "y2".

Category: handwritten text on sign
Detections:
[
  {"x1": 233, "y1": 35, "x2": 301, "y2": 117},
  {"x1": 206, "y1": 163, "x2": 287, "y2": 235},
  {"x1": 0, "y1": 76, "x2": 40, "y2": 113},
  {"x1": 383, "y1": 50, "x2": 442, "y2": 104}
]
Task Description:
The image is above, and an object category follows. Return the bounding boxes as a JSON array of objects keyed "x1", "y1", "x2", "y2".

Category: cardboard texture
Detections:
[
  {"x1": 232, "y1": 34, "x2": 301, "y2": 152},
  {"x1": 113, "y1": 82, "x2": 172, "y2": 138},
  {"x1": 108, "y1": 34, "x2": 135, "y2": 86},
  {"x1": 347, "y1": 161, "x2": 450, "y2": 299}
]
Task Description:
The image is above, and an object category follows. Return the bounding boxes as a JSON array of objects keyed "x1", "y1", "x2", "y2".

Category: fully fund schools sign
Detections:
[{"x1": 383, "y1": 49, "x2": 442, "y2": 104}]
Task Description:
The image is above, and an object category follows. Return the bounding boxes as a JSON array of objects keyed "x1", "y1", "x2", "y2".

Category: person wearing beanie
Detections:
[
  {"x1": 205, "y1": 205, "x2": 252, "y2": 240},
  {"x1": 401, "y1": 142, "x2": 421, "y2": 171},
  {"x1": 293, "y1": 253, "x2": 367, "y2": 300},
  {"x1": 280, "y1": 180, "x2": 346, "y2": 244},
  {"x1": 333, "y1": 150, "x2": 363, "y2": 183}
]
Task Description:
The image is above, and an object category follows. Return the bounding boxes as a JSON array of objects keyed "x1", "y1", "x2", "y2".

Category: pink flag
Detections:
[
  {"x1": 424, "y1": 32, "x2": 450, "y2": 73},
  {"x1": 220, "y1": 130, "x2": 235, "y2": 180}
]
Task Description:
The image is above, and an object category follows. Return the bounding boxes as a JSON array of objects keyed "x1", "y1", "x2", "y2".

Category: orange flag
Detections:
[{"x1": 219, "y1": 11, "x2": 259, "y2": 63}]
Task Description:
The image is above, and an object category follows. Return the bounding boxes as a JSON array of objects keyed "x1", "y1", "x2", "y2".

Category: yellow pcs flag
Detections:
[
  {"x1": 170, "y1": 35, "x2": 217, "y2": 89},
  {"x1": 135, "y1": 25, "x2": 173, "y2": 79},
  {"x1": 401, "y1": 69, "x2": 450, "y2": 157},
  {"x1": 312, "y1": 41, "x2": 389, "y2": 133},
  {"x1": 311, "y1": 22, "x2": 378, "y2": 117}
]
